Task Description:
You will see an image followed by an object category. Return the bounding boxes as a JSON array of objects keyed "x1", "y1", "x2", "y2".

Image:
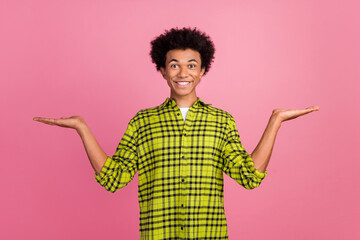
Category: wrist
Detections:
[
  {"x1": 76, "y1": 121, "x2": 89, "y2": 136},
  {"x1": 269, "y1": 114, "x2": 282, "y2": 129}
]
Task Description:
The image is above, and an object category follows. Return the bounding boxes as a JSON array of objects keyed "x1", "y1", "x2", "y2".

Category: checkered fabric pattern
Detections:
[{"x1": 95, "y1": 97, "x2": 268, "y2": 240}]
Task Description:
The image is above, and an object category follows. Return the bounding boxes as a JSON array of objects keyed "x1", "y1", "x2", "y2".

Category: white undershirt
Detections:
[{"x1": 179, "y1": 107, "x2": 190, "y2": 121}]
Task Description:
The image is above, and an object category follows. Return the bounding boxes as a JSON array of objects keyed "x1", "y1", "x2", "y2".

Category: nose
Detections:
[{"x1": 178, "y1": 66, "x2": 189, "y2": 78}]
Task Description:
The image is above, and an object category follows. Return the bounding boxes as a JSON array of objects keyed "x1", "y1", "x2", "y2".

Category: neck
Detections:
[{"x1": 170, "y1": 92, "x2": 198, "y2": 108}]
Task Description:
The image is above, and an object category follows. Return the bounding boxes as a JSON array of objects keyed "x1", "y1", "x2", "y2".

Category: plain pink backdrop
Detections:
[{"x1": 1, "y1": 0, "x2": 359, "y2": 239}]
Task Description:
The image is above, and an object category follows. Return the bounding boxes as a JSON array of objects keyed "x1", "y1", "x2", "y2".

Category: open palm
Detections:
[
  {"x1": 33, "y1": 116, "x2": 85, "y2": 130},
  {"x1": 272, "y1": 106, "x2": 320, "y2": 123}
]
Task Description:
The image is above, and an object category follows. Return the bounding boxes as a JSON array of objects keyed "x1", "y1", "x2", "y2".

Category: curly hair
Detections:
[{"x1": 150, "y1": 27, "x2": 215, "y2": 76}]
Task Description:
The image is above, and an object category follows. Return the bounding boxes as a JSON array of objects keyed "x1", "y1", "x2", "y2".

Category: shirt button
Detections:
[
  {"x1": 181, "y1": 226, "x2": 183, "y2": 230},
  {"x1": 177, "y1": 113, "x2": 180, "y2": 116},
  {"x1": 182, "y1": 179, "x2": 185, "y2": 182},
  {"x1": 182, "y1": 156, "x2": 185, "y2": 159},
  {"x1": 181, "y1": 204, "x2": 184, "y2": 207},
  {"x1": 183, "y1": 133, "x2": 187, "y2": 136}
]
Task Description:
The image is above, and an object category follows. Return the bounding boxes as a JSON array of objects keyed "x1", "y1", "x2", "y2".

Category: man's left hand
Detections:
[{"x1": 271, "y1": 106, "x2": 320, "y2": 123}]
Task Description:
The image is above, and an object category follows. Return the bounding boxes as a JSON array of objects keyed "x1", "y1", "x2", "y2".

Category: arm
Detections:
[
  {"x1": 251, "y1": 115, "x2": 281, "y2": 173},
  {"x1": 251, "y1": 106, "x2": 320, "y2": 173},
  {"x1": 33, "y1": 115, "x2": 139, "y2": 192},
  {"x1": 33, "y1": 116, "x2": 107, "y2": 174},
  {"x1": 222, "y1": 115, "x2": 268, "y2": 190},
  {"x1": 76, "y1": 123, "x2": 108, "y2": 174}
]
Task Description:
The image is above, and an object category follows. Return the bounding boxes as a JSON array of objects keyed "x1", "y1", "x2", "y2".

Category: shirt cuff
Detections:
[
  {"x1": 244, "y1": 156, "x2": 268, "y2": 180},
  {"x1": 94, "y1": 156, "x2": 113, "y2": 183}
]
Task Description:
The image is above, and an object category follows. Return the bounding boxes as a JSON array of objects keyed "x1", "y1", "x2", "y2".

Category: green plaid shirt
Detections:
[{"x1": 95, "y1": 97, "x2": 268, "y2": 240}]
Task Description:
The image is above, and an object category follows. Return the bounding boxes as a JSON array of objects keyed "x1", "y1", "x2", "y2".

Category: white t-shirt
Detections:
[{"x1": 179, "y1": 107, "x2": 190, "y2": 121}]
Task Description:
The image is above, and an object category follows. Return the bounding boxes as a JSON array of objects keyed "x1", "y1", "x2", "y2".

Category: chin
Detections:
[{"x1": 175, "y1": 90, "x2": 194, "y2": 97}]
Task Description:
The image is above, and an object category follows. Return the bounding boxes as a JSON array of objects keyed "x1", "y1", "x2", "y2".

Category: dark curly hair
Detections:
[{"x1": 150, "y1": 27, "x2": 215, "y2": 76}]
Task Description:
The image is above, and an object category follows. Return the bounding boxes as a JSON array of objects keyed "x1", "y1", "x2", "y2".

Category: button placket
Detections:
[
  {"x1": 173, "y1": 99, "x2": 196, "y2": 236},
  {"x1": 180, "y1": 115, "x2": 191, "y2": 235}
]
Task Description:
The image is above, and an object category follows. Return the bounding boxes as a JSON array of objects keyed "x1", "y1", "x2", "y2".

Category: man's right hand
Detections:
[
  {"x1": 33, "y1": 116, "x2": 86, "y2": 131},
  {"x1": 33, "y1": 115, "x2": 107, "y2": 174}
]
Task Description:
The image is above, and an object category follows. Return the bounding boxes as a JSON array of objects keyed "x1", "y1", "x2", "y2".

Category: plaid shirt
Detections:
[{"x1": 95, "y1": 97, "x2": 268, "y2": 240}]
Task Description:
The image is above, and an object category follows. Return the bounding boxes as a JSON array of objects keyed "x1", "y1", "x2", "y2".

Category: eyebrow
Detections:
[{"x1": 168, "y1": 59, "x2": 198, "y2": 63}]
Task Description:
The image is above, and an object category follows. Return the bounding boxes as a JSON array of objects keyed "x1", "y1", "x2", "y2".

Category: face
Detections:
[{"x1": 160, "y1": 48, "x2": 205, "y2": 100}]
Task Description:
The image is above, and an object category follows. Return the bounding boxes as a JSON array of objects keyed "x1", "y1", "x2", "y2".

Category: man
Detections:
[{"x1": 33, "y1": 27, "x2": 319, "y2": 239}]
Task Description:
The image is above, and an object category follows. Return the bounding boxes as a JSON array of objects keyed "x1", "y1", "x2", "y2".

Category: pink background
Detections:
[{"x1": 1, "y1": 0, "x2": 359, "y2": 239}]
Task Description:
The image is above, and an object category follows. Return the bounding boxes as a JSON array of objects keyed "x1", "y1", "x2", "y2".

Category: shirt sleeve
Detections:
[
  {"x1": 221, "y1": 115, "x2": 268, "y2": 190},
  {"x1": 94, "y1": 119, "x2": 139, "y2": 193}
]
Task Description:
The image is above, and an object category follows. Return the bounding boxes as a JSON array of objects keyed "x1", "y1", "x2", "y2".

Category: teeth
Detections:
[{"x1": 177, "y1": 82, "x2": 190, "y2": 85}]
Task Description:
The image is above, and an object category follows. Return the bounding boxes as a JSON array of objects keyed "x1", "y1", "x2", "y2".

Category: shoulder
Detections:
[
  {"x1": 206, "y1": 104, "x2": 234, "y2": 120},
  {"x1": 128, "y1": 103, "x2": 165, "y2": 124}
]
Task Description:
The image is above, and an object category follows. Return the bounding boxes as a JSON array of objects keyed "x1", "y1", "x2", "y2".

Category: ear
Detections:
[
  {"x1": 200, "y1": 67, "x2": 205, "y2": 77},
  {"x1": 160, "y1": 67, "x2": 166, "y2": 78}
]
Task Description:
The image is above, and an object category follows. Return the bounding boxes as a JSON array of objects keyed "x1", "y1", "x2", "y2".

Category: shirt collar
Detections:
[{"x1": 159, "y1": 97, "x2": 211, "y2": 110}]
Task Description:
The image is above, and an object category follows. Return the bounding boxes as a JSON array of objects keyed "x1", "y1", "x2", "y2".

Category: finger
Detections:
[
  {"x1": 304, "y1": 106, "x2": 320, "y2": 113},
  {"x1": 296, "y1": 106, "x2": 320, "y2": 117},
  {"x1": 309, "y1": 106, "x2": 320, "y2": 111},
  {"x1": 33, "y1": 117, "x2": 57, "y2": 125}
]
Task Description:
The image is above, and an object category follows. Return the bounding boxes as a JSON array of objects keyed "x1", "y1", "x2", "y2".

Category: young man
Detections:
[{"x1": 33, "y1": 27, "x2": 319, "y2": 240}]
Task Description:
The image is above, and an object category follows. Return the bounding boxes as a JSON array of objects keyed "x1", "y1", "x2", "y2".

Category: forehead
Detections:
[{"x1": 165, "y1": 48, "x2": 201, "y2": 63}]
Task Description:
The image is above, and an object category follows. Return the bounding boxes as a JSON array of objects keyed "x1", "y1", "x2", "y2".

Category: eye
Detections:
[
  {"x1": 170, "y1": 64, "x2": 178, "y2": 68},
  {"x1": 188, "y1": 64, "x2": 196, "y2": 68}
]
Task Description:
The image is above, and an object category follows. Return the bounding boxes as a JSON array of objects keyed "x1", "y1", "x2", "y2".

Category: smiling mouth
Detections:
[{"x1": 175, "y1": 81, "x2": 191, "y2": 86}]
